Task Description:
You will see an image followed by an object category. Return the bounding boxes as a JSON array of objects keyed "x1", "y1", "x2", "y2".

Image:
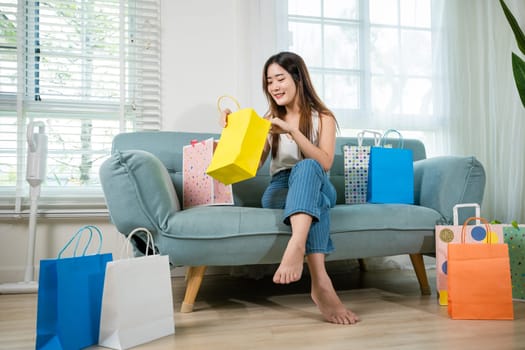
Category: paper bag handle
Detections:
[
  {"x1": 121, "y1": 227, "x2": 156, "y2": 259},
  {"x1": 453, "y1": 203, "x2": 480, "y2": 225},
  {"x1": 357, "y1": 130, "x2": 382, "y2": 147},
  {"x1": 461, "y1": 217, "x2": 493, "y2": 244},
  {"x1": 381, "y1": 129, "x2": 404, "y2": 148},
  {"x1": 217, "y1": 95, "x2": 241, "y2": 113},
  {"x1": 58, "y1": 225, "x2": 103, "y2": 258}
]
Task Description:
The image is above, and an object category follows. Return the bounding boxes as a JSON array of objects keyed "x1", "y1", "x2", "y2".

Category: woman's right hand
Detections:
[{"x1": 219, "y1": 108, "x2": 232, "y2": 128}]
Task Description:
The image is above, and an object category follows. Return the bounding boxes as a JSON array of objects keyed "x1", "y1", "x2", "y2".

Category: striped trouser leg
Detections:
[{"x1": 283, "y1": 159, "x2": 336, "y2": 255}]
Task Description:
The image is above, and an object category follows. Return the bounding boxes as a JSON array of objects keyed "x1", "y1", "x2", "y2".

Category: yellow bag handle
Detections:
[{"x1": 217, "y1": 95, "x2": 241, "y2": 113}]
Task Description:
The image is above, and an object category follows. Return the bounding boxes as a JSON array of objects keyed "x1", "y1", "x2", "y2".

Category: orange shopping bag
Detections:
[
  {"x1": 435, "y1": 203, "x2": 504, "y2": 306},
  {"x1": 447, "y1": 217, "x2": 514, "y2": 320}
]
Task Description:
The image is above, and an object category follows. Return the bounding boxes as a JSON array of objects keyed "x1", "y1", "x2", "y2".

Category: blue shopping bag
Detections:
[
  {"x1": 36, "y1": 225, "x2": 113, "y2": 350},
  {"x1": 367, "y1": 129, "x2": 414, "y2": 204}
]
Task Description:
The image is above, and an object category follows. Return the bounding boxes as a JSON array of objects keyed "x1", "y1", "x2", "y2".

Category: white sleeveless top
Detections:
[{"x1": 269, "y1": 112, "x2": 320, "y2": 176}]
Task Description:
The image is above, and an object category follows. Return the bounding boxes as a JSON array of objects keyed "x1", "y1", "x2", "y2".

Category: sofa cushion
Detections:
[
  {"x1": 330, "y1": 204, "x2": 443, "y2": 232},
  {"x1": 163, "y1": 203, "x2": 442, "y2": 240},
  {"x1": 100, "y1": 150, "x2": 180, "y2": 233},
  {"x1": 157, "y1": 203, "x2": 442, "y2": 266}
]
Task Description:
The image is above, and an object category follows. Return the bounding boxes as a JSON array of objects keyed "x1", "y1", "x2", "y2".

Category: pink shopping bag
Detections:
[{"x1": 182, "y1": 138, "x2": 234, "y2": 209}]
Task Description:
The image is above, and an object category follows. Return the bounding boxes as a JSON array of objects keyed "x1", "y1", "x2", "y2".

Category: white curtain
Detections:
[{"x1": 437, "y1": 0, "x2": 525, "y2": 223}]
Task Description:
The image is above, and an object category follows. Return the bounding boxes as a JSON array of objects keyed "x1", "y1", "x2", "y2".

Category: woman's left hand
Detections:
[{"x1": 270, "y1": 117, "x2": 293, "y2": 134}]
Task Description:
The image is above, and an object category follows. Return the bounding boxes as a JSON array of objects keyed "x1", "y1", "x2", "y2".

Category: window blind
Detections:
[{"x1": 0, "y1": 0, "x2": 161, "y2": 213}]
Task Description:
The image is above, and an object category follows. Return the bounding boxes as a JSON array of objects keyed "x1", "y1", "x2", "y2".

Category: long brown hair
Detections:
[{"x1": 262, "y1": 52, "x2": 337, "y2": 157}]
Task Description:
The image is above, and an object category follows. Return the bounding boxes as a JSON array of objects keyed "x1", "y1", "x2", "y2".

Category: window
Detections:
[
  {"x1": 280, "y1": 0, "x2": 436, "y2": 133},
  {"x1": 0, "y1": 0, "x2": 160, "y2": 214}
]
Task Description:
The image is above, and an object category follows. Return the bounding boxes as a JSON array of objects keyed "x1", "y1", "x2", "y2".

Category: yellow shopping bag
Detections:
[{"x1": 206, "y1": 96, "x2": 271, "y2": 185}]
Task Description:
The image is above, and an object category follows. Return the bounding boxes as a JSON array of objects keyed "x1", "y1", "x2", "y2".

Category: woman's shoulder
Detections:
[
  {"x1": 311, "y1": 108, "x2": 334, "y2": 119},
  {"x1": 314, "y1": 111, "x2": 336, "y2": 126}
]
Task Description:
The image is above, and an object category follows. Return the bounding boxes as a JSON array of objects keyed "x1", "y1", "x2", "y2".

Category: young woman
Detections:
[{"x1": 220, "y1": 51, "x2": 359, "y2": 325}]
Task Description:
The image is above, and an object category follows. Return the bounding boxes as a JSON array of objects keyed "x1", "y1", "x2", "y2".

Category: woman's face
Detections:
[{"x1": 266, "y1": 63, "x2": 297, "y2": 108}]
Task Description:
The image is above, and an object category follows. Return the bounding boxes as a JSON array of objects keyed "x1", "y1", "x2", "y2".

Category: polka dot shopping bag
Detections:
[
  {"x1": 343, "y1": 130, "x2": 382, "y2": 204},
  {"x1": 503, "y1": 223, "x2": 525, "y2": 301}
]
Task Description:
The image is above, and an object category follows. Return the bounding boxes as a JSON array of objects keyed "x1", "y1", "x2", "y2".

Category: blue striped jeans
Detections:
[{"x1": 261, "y1": 159, "x2": 337, "y2": 255}]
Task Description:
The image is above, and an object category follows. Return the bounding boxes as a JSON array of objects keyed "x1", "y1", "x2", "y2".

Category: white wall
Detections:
[
  {"x1": 161, "y1": 0, "x2": 277, "y2": 132},
  {"x1": 0, "y1": 0, "x2": 279, "y2": 284},
  {"x1": 0, "y1": 219, "x2": 122, "y2": 284}
]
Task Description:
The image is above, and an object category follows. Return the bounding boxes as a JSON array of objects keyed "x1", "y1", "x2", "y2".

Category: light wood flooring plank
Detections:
[{"x1": 1, "y1": 268, "x2": 524, "y2": 350}]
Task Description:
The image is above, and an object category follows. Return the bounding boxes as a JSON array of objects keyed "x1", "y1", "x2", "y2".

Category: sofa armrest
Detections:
[
  {"x1": 413, "y1": 156, "x2": 485, "y2": 224},
  {"x1": 99, "y1": 150, "x2": 181, "y2": 235}
]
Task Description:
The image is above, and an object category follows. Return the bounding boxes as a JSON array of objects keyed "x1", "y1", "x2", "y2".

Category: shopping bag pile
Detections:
[
  {"x1": 434, "y1": 204, "x2": 504, "y2": 305},
  {"x1": 35, "y1": 225, "x2": 175, "y2": 350},
  {"x1": 206, "y1": 95, "x2": 271, "y2": 185},
  {"x1": 36, "y1": 225, "x2": 113, "y2": 350},
  {"x1": 343, "y1": 128, "x2": 414, "y2": 205},
  {"x1": 446, "y1": 217, "x2": 514, "y2": 320},
  {"x1": 183, "y1": 138, "x2": 234, "y2": 208}
]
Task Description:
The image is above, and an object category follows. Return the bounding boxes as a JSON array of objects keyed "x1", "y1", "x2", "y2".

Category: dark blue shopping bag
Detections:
[
  {"x1": 367, "y1": 129, "x2": 414, "y2": 204},
  {"x1": 36, "y1": 225, "x2": 113, "y2": 350}
]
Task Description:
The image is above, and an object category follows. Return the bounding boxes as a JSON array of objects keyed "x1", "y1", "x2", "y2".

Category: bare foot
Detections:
[
  {"x1": 273, "y1": 239, "x2": 305, "y2": 284},
  {"x1": 311, "y1": 277, "x2": 360, "y2": 325}
]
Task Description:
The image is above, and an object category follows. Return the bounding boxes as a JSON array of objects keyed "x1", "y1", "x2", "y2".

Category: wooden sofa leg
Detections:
[
  {"x1": 357, "y1": 258, "x2": 367, "y2": 271},
  {"x1": 180, "y1": 265, "x2": 207, "y2": 313},
  {"x1": 408, "y1": 254, "x2": 431, "y2": 296}
]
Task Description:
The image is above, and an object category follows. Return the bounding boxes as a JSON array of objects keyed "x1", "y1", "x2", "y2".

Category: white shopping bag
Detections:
[{"x1": 98, "y1": 228, "x2": 175, "y2": 349}]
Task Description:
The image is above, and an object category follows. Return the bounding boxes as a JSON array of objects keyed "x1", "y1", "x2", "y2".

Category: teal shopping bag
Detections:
[
  {"x1": 36, "y1": 225, "x2": 113, "y2": 350},
  {"x1": 367, "y1": 129, "x2": 414, "y2": 204}
]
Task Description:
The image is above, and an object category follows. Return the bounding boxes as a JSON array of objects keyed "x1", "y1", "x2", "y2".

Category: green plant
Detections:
[
  {"x1": 491, "y1": 219, "x2": 519, "y2": 229},
  {"x1": 499, "y1": 0, "x2": 525, "y2": 108}
]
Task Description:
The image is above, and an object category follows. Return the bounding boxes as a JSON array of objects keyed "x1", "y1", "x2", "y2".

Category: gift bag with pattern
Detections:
[
  {"x1": 343, "y1": 130, "x2": 382, "y2": 204},
  {"x1": 183, "y1": 138, "x2": 234, "y2": 209},
  {"x1": 504, "y1": 223, "x2": 525, "y2": 300},
  {"x1": 435, "y1": 204, "x2": 504, "y2": 306}
]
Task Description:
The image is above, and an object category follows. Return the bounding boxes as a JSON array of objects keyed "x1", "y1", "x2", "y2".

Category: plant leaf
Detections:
[
  {"x1": 500, "y1": 0, "x2": 525, "y2": 55},
  {"x1": 511, "y1": 220, "x2": 519, "y2": 229},
  {"x1": 512, "y1": 52, "x2": 525, "y2": 108}
]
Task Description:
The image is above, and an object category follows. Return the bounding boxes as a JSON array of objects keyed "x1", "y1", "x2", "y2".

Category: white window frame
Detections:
[{"x1": 276, "y1": 0, "x2": 439, "y2": 135}]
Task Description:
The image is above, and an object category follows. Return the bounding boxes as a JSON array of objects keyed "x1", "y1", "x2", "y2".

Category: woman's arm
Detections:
[{"x1": 258, "y1": 136, "x2": 271, "y2": 169}]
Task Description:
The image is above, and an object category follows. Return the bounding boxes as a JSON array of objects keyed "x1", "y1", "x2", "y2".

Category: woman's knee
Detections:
[{"x1": 291, "y1": 159, "x2": 323, "y2": 177}]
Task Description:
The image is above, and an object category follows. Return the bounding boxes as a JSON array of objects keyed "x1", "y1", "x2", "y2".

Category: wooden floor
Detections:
[{"x1": 1, "y1": 267, "x2": 524, "y2": 350}]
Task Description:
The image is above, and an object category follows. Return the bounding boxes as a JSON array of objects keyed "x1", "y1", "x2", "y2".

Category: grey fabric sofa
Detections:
[{"x1": 99, "y1": 131, "x2": 485, "y2": 312}]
